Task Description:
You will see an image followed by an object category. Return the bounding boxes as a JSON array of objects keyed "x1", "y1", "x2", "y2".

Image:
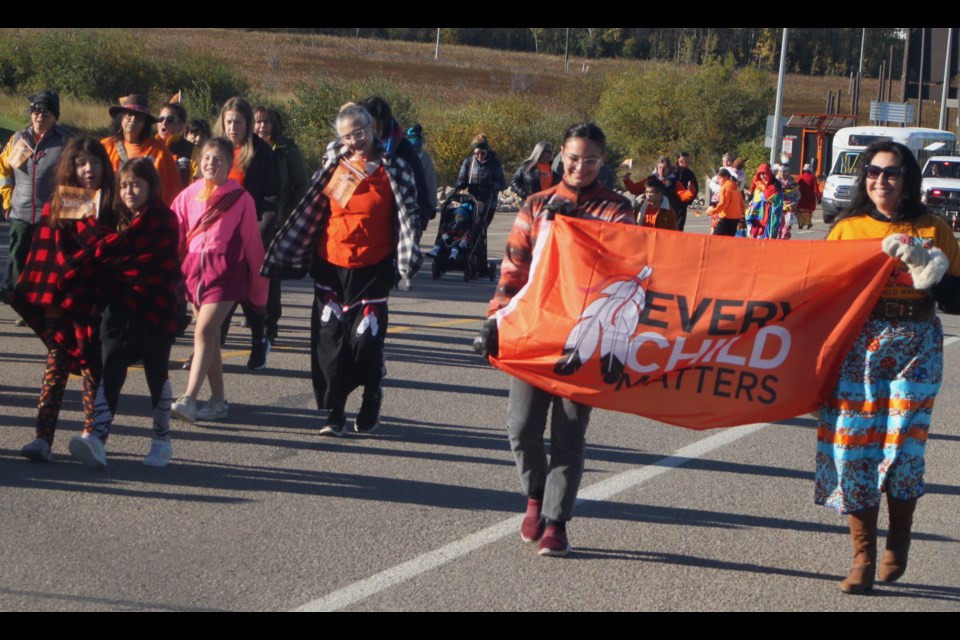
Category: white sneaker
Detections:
[
  {"x1": 20, "y1": 438, "x2": 53, "y2": 462},
  {"x1": 144, "y1": 438, "x2": 173, "y2": 467},
  {"x1": 171, "y1": 395, "x2": 197, "y2": 423},
  {"x1": 69, "y1": 433, "x2": 106, "y2": 469},
  {"x1": 196, "y1": 399, "x2": 229, "y2": 421}
]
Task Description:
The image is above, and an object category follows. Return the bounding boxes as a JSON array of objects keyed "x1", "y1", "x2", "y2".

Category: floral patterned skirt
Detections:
[{"x1": 815, "y1": 315, "x2": 941, "y2": 514}]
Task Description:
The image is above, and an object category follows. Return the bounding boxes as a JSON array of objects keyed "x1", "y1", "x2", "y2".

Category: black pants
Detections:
[
  {"x1": 100, "y1": 303, "x2": 173, "y2": 417},
  {"x1": 713, "y1": 218, "x2": 741, "y2": 237},
  {"x1": 310, "y1": 257, "x2": 393, "y2": 411},
  {"x1": 222, "y1": 209, "x2": 277, "y2": 341},
  {"x1": 676, "y1": 205, "x2": 688, "y2": 232}
]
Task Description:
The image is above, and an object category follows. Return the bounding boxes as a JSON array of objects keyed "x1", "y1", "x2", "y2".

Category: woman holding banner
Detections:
[
  {"x1": 475, "y1": 122, "x2": 634, "y2": 557},
  {"x1": 819, "y1": 140, "x2": 960, "y2": 594}
]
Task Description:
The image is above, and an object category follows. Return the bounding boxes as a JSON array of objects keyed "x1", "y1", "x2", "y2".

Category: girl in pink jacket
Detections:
[{"x1": 169, "y1": 137, "x2": 267, "y2": 423}]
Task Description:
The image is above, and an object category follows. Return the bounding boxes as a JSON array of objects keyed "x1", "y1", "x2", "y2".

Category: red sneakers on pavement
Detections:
[
  {"x1": 520, "y1": 498, "x2": 545, "y2": 542},
  {"x1": 538, "y1": 524, "x2": 571, "y2": 557}
]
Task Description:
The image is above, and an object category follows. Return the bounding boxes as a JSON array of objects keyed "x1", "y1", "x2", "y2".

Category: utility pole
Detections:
[
  {"x1": 435, "y1": 28, "x2": 440, "y2": 60},
  {"x1": 939, "y1": 28, "x2": 953, "y2": 130},
  {"x1": 770, "y1": 28, "x2": 789, "y2": 165}
]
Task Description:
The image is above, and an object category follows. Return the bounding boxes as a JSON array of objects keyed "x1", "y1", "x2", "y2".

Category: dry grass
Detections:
[
  {"x1": 133, "y1": 29, "x2": 947, "y2": 128},
  {"x1": 0, "y1": 94, "x2": 112, "y2": 136},
  {"x1": 1, "y1": 29, "x2": 950, "y2": 134}
]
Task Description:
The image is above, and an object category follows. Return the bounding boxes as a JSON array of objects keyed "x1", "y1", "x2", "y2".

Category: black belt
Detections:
[{"x1": 870, "y1": 298, "x2": 936, "y2": 321}]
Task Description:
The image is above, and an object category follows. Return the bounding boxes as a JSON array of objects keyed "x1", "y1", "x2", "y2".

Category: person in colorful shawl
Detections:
[
  {"x1": 12, "y1": 136, "x2": 116, "y2": 463},
  {"x1": 169, "y1": 138, "x2": 268, "y2": 423},
  {"x1": 777, "y1": 165, "x2": 800, "y2": 238},
  {"x1": 745, "y1": 163, "x2": 786, "y2": 239},
  {"x1": 261, "y1": 103, "x2": 421, "y2": 437},
  {"x1": 60, "y1": 158, "x2": 181, "y2": 468},
  {"x1": 819, "y1": 140, "x2": 960, "y2": 594}
]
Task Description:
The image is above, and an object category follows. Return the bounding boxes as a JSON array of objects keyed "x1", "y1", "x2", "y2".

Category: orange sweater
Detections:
[{"x1": 101, "y1": 136, "x2": 183, "y2": 206}]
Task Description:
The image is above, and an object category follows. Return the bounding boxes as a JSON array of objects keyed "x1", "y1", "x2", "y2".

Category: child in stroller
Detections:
[{"x1": 428, "y1": 201, "x2": 474, "y2": 262}]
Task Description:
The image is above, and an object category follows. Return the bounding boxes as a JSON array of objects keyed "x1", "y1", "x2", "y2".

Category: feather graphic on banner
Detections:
[{"x1": 555, "y1": 266, "x2": 653, "y2": 379}]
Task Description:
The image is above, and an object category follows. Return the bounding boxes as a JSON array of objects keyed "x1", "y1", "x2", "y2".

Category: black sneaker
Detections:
[
  {"x1": 265, "y1": 326, "x2": 278, "y2": 346},
  {"x1": 319, "y1": 409, "x2": 346, "y2": 437},
  {"x1": 354, "y1": 386, "x2": 383, "y2": 433},
  {"x1": 247, "y1": 337, "x2": 270, "y2": 370}
]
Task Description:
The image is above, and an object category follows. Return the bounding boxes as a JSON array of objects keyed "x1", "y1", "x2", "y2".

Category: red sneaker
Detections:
[
  {"x1": 538, "y1": 524, "x2": 571, "y2": 557},
  {"x1": 520, "y1": 498, "x2": 544, "y2": 542}
]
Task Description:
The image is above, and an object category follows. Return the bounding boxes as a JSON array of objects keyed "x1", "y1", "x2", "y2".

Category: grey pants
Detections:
[{"x1": 506, "y1": 376, "x2": 592, "y2": 523}]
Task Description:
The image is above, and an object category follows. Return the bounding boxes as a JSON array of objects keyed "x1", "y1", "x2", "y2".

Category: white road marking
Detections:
[
  {"x1": 293, "y1": 422, "x2": 768, "y2": 612},
  {"x1": 295, "y1": 334, "x2": 960, "y2": 611}
]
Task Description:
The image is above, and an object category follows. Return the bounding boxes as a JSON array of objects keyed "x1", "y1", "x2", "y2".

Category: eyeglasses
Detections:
[
  {"x1": 563, "y1": 154, "x2": 602, "y2": 169},
  {"x1": 340, "y1": 128, "x2": 367, "y2": 143},
  {"x1": 30, "y1": 108, "x2": 53, "y2": 117},
  {"x1": 865, "y1": 165, "x2": 904, "y2": 181},
  {"x1": 157, "y1": 116, "x2": 179, "y2": 124}
]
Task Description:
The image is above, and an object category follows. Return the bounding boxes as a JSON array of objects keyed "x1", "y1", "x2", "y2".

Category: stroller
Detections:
[{"x1": 429, "y1": 191, "x2": 497, "y2": 282}]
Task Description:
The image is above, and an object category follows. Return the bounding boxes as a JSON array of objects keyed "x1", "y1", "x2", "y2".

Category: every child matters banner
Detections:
[{"x1": 490, "y1": 216, "x2": 896, "y2": 429}]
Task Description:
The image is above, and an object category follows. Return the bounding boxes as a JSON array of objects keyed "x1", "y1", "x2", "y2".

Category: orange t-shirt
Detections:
[
  {"x1": 316, "y1": 164, "x2": 395, "y2": 268},
  {"x1": 228, "y1": 146, "x2": 246, "y2": 185},
  {"x1": 537, "y1": 162, "x2": 552, "y2": 192}
]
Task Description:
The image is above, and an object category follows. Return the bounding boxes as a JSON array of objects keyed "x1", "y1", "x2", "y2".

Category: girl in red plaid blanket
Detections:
[
  {"x1": 61, "y1": 158, "x2": 181, "y2": 468},
  {"x1": 13, "y1": 136, "x2": 117, "y2": 464}
]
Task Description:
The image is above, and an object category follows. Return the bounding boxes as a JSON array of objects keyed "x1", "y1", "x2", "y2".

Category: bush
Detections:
[
  {"x1": 11, "y1": 30, "x2": 156, "y2": 103},
  {"x1": 595, "y1": 55, "x2": 774, "y2": 175},
  {"x1": 287, "y1": 74, "x2": 419, "y2": 170},
  {"x1": 158, "y1": 57, "x2": 250, "y2": 120},
  {"x1": 428, "y1": 94, "x2": 573, "y2": 187},
  {"x1": 0, "y1": 29, "x2": 248, "y2": 125}
]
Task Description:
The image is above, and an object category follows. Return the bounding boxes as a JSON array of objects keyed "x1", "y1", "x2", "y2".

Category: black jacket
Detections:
[
  {"x1": 244, "y1": 135, "x2": 281, "y2": 223},
  {"x1": 510, "y1": 162, "x2": 561, "y2": 200}
]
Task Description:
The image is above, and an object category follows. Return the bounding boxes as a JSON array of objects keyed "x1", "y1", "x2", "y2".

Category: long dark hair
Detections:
[
  {"x1": 50, "y1": 135, "x2": 116, "y2": 228},
  {"x1": 112, "y1": 112, "x2": 152, "y2": 145},
  {"x1": 840, "y1": 140, "x2": 925, "y2": 223},
  {"x1": 114, "y1": 157, "x2": 162, "y2": 231}
]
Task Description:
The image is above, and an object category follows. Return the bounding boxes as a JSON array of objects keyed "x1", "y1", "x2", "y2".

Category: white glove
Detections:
[{"x1": 881, "y1": 234, "x2": 947, "y2": 290}]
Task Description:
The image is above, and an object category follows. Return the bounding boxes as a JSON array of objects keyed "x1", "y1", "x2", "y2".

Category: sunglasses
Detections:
[
  {"x1": 30, "y1": 107, "x2": 53, "y2": 117},
  {"x1": 865, "y1": 165, "x2": 904, "y2": 181},
  {"x1": 157, "y1": 116, "x2": 179, "y2": 124}
]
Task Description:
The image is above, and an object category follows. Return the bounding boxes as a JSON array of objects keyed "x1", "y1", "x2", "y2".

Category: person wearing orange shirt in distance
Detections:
[
  {"x1": 704, "y1": 168, "x2": 745, "y2": 236},
  {"x1": 156, "y1": 100, "x2": 200, "y2": 188},
  {"x1": 100, "y1": 95, "x2": 182, "y2": 206},
  {"x1": 635, "y1": 177, "x2": 678, "y2": 230}
]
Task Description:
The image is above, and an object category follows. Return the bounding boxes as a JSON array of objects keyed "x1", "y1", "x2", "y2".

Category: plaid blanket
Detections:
[
  {"x1": 11, "y1": 204, "x2": 104, "y2": 372},
  {"x1": 261, "y1": 141, "x2": 421, "y2": 281},
  {"x1": 62, "y1": 199, "x2": 181, "y2": 341}
]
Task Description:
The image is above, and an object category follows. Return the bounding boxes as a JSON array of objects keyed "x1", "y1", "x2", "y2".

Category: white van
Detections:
[{"x1": 821, "y1": 126, "x2": 957, "y2": 222}]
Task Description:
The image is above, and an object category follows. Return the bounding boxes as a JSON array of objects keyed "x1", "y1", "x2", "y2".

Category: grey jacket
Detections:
[{"x1": 1, "y1": 124, "x2": 73, "y2": 224}]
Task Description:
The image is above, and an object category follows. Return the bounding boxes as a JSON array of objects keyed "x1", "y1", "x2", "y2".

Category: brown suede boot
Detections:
[
  {"x1": 878, "y1": 496, "x2": 917, "y2": 583},
  {"x1": 839, "y1": 506, "x2": 879, "y2": 594}
]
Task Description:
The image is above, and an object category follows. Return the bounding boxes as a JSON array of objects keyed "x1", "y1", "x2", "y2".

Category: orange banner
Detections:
[{"x1": 491, "y1": 216, "x2": 896, "y2": 429}]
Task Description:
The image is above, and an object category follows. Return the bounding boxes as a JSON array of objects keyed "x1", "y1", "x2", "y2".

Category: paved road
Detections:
[{"x1": 1, "y1": 206, "x2": 958, "y2": 611}]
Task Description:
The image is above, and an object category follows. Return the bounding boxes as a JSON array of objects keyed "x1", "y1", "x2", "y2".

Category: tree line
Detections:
[{"x1": 254, "y1": 28, "x2": 904, "y2": 77}]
